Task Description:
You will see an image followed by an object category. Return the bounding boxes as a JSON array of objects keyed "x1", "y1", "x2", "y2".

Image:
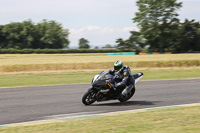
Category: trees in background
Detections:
[
  {"x1": 116, "y1": 0, "x2": 200, "y2": 52},
  {"x1": 0, "y1": 20, "x2": 35, "y2": 49},
  {"x1": 116, "y1": 38, "x2": 137, "y2": 50},
  {"x1": 133, "y1": 0, "x2": 182, "y2": 52},
  {"x1": 103, "y1": 44, "x2": 112, "y2": 48},
  {"x1": 78, "y1": 38, "x2": 90, "y2": 49},
  {"x1": 0, "y1": 20, "x2": 70, "y2": 49},
  {"x1": 174, "y1": 19, "x2": 200, "y2": 52},
  {"x1": 116, "y1": 31, "x2": 145, "y2": 52}
]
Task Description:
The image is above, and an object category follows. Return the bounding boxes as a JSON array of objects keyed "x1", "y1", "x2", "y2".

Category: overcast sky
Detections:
[{"x1": 1, "y1": 0, "x2": 200, "y2": 48}]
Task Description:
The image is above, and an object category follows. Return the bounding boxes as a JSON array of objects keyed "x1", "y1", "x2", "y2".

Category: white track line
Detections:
[{"x1": 0, "y1": 102, "x2": 199, "y2": 128}]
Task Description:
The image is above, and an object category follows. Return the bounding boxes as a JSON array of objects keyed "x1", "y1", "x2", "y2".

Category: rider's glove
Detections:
[{"x1": 108, "y1": 70, "x2": 115, "y2": 75}]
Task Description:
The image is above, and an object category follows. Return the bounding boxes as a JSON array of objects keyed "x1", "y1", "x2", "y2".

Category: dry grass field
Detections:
[
  {"x1": 0, "y1": 53, "x2": 200, "y2": 73},
  {"x1": 0, "y1": 53, "x2": 200, "y2": 66}
]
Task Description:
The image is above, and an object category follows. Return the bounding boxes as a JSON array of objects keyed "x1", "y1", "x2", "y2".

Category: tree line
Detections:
[
  {"x1": 0, "y1": 19, "x2": 91, "y2": 49},
  {"x1": 116, "y1": 0, "x2": 200, "y2": 53},
  {"x1": 0, "y1": 20, "x2": 70, "y2": 49}
]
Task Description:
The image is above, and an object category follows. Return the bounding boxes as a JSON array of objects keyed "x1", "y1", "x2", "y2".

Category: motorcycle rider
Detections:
[{"x1": 109, "y1": 60, "x2": 135, "y2": 97}]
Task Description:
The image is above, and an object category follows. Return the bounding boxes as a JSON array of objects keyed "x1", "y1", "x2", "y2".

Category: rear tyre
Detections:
[
  {"x1": 118, "y1": 87, "x2": 135, "y2": 102},
  {"x1": 82, "y1": 90, "x2": 97, "y2": 105}
]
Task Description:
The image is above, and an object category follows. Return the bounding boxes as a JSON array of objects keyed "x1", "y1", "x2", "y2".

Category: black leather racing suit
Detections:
[{"x1": 110, "y1": 65, "x2": 135, "y2": 96}]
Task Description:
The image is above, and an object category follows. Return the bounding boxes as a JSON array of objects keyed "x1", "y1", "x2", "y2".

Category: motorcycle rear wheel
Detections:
[
  {"x1": 118, "y1": 87, "x2": 135, "y2": 102},
  {"x1": 82, "y1": 90, "x2": 96, "y2": 105}
]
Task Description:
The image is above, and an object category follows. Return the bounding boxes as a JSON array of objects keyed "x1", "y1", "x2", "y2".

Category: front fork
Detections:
[{"x1": 88, "y1": 87, "x2": 100, "y2": 100}]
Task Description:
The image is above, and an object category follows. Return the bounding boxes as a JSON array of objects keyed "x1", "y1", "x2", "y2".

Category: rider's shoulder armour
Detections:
[{"x1": 123, "y1": 65, "x2": 131, "y2": 74}]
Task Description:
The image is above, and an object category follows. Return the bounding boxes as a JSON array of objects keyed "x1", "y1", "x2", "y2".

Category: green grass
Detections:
[
  {"x1": 0, "y1": 68, "x2": 200, "y2": 88},
  {"x1": 0, "y1": 105, "x2": 199, "y2": 133},
  {"x1": 0, "y1": 71, "x2": 95, "y2": 87}
]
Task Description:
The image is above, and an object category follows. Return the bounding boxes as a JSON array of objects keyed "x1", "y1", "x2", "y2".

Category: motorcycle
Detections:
[{"x1": 82, "y1": 70, "x2": 143, "y2": 105}]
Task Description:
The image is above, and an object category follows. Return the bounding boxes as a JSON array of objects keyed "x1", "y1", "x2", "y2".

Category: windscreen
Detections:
[{"x1": 98, "y1": 71, "x2": 112, "y2": 80}]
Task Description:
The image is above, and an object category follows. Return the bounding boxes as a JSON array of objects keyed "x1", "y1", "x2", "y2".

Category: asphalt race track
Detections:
[{"x1": 0, "y1": 79, "x2": 200, "y2": 125}]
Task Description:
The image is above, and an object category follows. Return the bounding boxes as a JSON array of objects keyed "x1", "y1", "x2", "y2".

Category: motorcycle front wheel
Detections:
[{"x1": 82, "y1": 90, "x2": 97, "y2": 105}]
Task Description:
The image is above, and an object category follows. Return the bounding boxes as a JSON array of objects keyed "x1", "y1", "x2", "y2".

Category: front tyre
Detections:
[
  {"x1": 82, "y1": 90, "x2": 97, "y2": 105},
  {"x1": 118, "y1": 87, "x2": 135, "y2": 102}
]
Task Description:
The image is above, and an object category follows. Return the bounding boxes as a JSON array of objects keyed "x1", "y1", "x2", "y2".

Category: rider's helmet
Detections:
[{"x1": 114, "y1": 60, "x2": 123, "y2": 71}]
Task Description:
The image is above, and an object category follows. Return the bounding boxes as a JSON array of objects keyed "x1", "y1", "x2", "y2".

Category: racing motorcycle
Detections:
[{"x1": 82, "y1": 70, "x2": 143, "y2": 105}]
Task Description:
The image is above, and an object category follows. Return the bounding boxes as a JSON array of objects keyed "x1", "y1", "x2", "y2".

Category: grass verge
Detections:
[
  {"x1": 0, "y1": 105, "x2": 199, "y2": 133},
  {"x1": 0, "y1": 68, "x2": 200, "y2": 88}
]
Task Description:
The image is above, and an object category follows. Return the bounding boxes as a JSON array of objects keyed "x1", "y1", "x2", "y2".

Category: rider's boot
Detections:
[{"x1": 121, "y1": 85, "x2": 134, "y2": 97}]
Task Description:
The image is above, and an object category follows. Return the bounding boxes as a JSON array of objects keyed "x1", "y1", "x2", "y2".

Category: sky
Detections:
[{"x1": 0, "y1": 0, "x2": 200, "y2": 48}]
